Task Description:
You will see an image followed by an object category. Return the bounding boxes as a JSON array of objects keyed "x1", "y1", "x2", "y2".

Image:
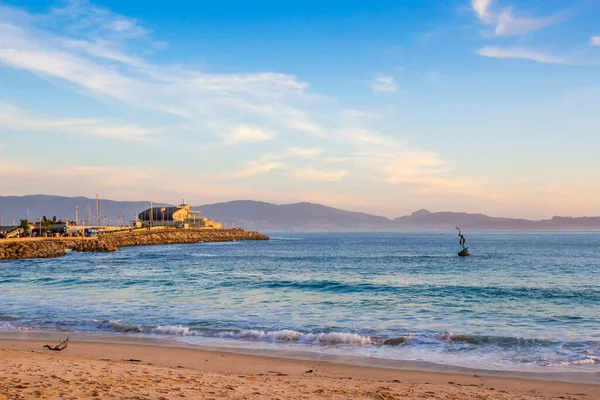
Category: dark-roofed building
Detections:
[
  {"x1": 138, "y1": 206, "x2": 188, "y2": 223},
  {"x1": 137, "y1": 201, "x2": 221, "y2": 229}
]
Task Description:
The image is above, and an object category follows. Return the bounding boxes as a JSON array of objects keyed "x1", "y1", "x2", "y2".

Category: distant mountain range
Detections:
[
  {"x1": 0, "y1": 195, "x2": 599, "y2": 232},
  {"x1": 194, "y1": 201, "x2": 391, "y2": 231}
]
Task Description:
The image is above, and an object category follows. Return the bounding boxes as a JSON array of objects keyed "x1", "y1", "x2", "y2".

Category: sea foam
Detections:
[{"x1": 141, "y1": 326, "x2": 373, "y2": 345}]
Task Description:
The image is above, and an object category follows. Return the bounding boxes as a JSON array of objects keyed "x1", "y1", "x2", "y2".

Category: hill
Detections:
[
  {"x1": 393, "y1": 209, "x2": 600, "y2": 231},
  {"x1": 0, "y1": 195, "x2": 599, "y2": 231},
  {"x1": 194, "y1": 201, "x2": 392, "y2": 231}
]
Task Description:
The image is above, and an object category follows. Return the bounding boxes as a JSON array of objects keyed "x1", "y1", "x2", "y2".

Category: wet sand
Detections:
[{"x1": 0, "y1": 337, "x2": 598, "y2": 399}]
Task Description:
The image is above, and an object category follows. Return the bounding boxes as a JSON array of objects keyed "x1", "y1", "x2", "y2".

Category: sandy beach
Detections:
[{"x1": 0, "y1": 337, "x2": 598, "y2": 400}]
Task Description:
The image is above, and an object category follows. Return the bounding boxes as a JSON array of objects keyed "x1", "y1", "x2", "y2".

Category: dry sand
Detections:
[{"x1": 0, "y1": 338, "x2": 598, "y2": 399}]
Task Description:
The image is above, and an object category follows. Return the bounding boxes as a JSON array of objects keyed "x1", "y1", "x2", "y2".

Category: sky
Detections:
[{"x1": 0, "y1": 0, "x2": 599, "y2": 219}]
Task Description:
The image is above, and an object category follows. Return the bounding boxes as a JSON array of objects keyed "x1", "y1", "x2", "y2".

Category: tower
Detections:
[
  {"x1": 96, "y1": 193, "x2": 100, "y2": 226},
  {"x1": 86, "y1": 201, "x2": 91, "y2": 227}
]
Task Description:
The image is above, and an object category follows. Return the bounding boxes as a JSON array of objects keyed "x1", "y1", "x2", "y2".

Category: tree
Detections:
[
  {"x1": 52, "y1": 216, "x2": 57, "y2": 223},
  {"x1": 19, "y1": 219, "x2": 30, "y2": 233}
]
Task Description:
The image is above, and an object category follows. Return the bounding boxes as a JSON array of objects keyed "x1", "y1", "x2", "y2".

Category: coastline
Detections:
[
  {"x1": 0, "y1": 333, "x2": 597, "y2": 399},
  {"x1": 0, "y1": 228, "x2": 269, "y2": 260},
  {"x1": 2, "y1": 331, "x2": 599, "y2": 384}
]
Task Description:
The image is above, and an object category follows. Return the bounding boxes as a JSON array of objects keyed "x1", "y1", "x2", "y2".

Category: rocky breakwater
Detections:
[
  {"x1": 68, "y1": 240, "x2": 118, "y2": 253},
  {"x1": 0, "y1": 241, "x2": 69, "y2": 260},
  {"x1": 101, "y1": 228, "x2": 269, "y2": 248},
  {"x1": 0, "y1": 229, "x2": 269, "y2": 260}
]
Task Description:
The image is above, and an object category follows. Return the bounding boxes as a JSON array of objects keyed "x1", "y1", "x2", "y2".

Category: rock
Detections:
[{"x1": 0, "y1": 241, "x2": 67, "y2": 260}]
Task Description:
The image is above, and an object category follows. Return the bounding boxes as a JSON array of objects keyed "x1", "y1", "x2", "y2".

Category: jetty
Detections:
[{"x1": 0, "y1": 228, "x2": 269, "y2": 261}]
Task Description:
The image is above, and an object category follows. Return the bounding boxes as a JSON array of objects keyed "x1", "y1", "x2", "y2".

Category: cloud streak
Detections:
[
  {"x1": 370, "y1": 75, "x2": 397, "y2": 93},
  {"x1": 0, "y1": 2, "x2": 322, "y2": 146},
  {"x1": 234, "y1": 161, "x2": 285, "y2": 178},
  {"x1": 470, "y1": 0, "x2": 561, "y2": 37},
  {"x1": 0, "y1": 103, "x2": 158, "y2": 142},
  {"x1": 476, "y1": 45, "x2": 566, "y2": 64},
  {"x1": 472, "y1": 0, "x2": 493, "y2": 23},
  {"x1": 227, "y1": 125, "x2": 275, "y2": 144},
  {"x1": 49, "y1": 0, "x2": 151, "y2": 39}
]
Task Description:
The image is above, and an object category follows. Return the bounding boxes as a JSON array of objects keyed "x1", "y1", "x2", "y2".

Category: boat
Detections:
[{"x1": 456, "y1": 227, "x2": 470, "y2": 257}]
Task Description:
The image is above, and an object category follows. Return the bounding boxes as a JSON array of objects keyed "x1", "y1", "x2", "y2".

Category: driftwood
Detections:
[{"x1": 43, "y1": 337, "x2": 69, "y2": 351}]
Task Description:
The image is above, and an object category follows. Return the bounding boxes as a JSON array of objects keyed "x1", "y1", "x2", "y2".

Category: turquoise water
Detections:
[{"x1": 1, "y1": 233, "x2": 599, "y2": 372}]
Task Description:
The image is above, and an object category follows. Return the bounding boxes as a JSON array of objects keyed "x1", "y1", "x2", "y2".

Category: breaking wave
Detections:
[
  {"x1": 3, "y1": 317, "x2": 598, "y2": 372},
  {"x1": 97, "y1": 322, "x2": 593, "y2": 350},
  {"x1": 92, "y1": 321, "x2": 392, "y2": 346},
  {"x1": 103, "y1": 321, "x2": 143, "y2": 333},
  {"x1": 555, "y1": 357, "x2": 600, "y2": 366},
  {"x1": 147, "y1": 326, "x2": 374, "y2": 345},
  {"x1": 0, "y1": 321, "x2": 16, "y2": 330}
]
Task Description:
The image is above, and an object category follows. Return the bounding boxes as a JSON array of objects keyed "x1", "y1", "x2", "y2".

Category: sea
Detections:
[{"x1": 1, "y1": 232, "x2": 599, "y2": 376}]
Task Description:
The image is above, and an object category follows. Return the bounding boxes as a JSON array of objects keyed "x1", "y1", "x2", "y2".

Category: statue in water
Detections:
[{"x1": 456, "y1": 227, "x2": 470, "y2": 257}]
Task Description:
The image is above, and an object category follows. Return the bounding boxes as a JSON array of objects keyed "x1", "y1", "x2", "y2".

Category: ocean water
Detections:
[{"x1": 1, "y1": 233, "x2": 599, "y2": 374}]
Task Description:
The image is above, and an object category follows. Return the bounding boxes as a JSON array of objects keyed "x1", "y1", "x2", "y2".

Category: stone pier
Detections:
[{"x1": 0, "y1": 229, "x2": 269, "y2": 261}]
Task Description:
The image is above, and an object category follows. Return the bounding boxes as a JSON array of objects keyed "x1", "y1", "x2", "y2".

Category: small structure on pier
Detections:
[{"x1": 137, "y1": 200, "x2": 222, "y2": 229}]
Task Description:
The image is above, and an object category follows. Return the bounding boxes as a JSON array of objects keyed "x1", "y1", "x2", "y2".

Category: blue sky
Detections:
[{"x1": 0, "y1": 0, "x2": 599, "y2": 218}]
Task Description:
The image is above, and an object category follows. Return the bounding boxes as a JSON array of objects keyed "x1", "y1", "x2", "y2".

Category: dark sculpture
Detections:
[{"x1": 456, "y1": 227, "x2": 470, "y2": 257}]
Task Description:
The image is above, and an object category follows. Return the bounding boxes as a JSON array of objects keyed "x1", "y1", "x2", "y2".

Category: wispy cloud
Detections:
[
  {"x1": 0, "y1": 0, "x2": 539, "y2": 213},
  {"x1": 324, "y1": 157, "x2": 351, "y2": 164},
  {"x1": 258, "y1": 147, "x2": 326, "y2": 161},
  {"x1": 0, "y1": 161, "x2": 159, "y2": 199},
  {"x1": 476, "y1": 45, "x2": 566, "y2": 64},
  {"x1": 494, "y1": 10, "x2": 559, "y2": 37},
  {"x1": 292, "y1": 167, "x2": 348, "y2": 182},
  {"x1": 227, "y1": 125, "x2": 275, "y2": 144},
  {"x1": 287, "y1": 147, "x2": 326, "y2": 157},
  {"x1": 49, "y1": 0, "x2": 151, "y2": 39},
  {"x1": 227, "y1": 147, "x2": 326, "y2": 179},
  {"x1": 470, "y1": 0, "x2": 562, "y2": 37},
  {"x1": 472, "y1": 0, "x2": 494, "y2": 23},
  {"x1": 370, "y1": 74, "x2": 397, "y2": 93},
  {"x1": 234, "y1": 161, "x2": 285, "y2": 178},
  {"x1": 592, "y1": 36, "x2": 600, "y2": 47},
  {"x1": 0, "y1": 102, "x2": 158, "y2": 142},
  {"x1": 339, "y1": 129, "x2": 476, "y2": 196},
  {"x1": 0, "y1": 1, "x2": 457, "y2": 197},
  {"x1": 0, "y1": 2, "x2": 322, "y2": 146}
]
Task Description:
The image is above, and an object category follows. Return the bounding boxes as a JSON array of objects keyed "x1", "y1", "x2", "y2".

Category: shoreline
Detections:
[
  {"x1": 0, "y1": 335, "x2": 598, "y2": 399},
  {"x1": 1, "y1": 330, "x2": 598, "y2": 385}
]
